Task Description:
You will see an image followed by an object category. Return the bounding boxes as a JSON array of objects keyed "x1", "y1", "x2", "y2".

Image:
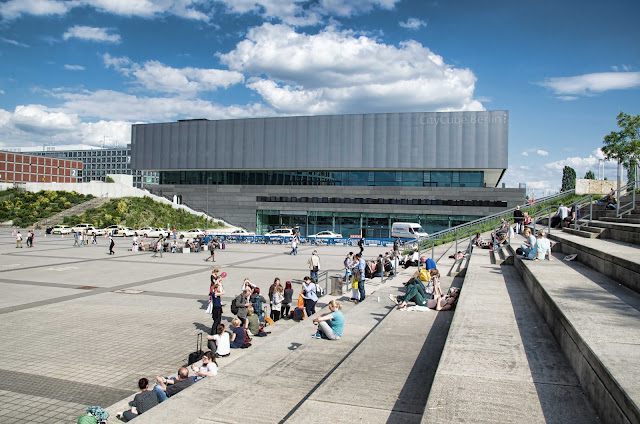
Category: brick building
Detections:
[{"x1": 0, "y1": 151, "x2": 82, "y2": 184}]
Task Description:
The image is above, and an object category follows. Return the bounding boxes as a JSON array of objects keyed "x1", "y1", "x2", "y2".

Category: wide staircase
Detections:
[
  {"x1": 106, "y1": 242, "x2": 463, "y2": 424},
  {"x1": 33, "y1": 197, "x2": 111, "y2": 228},
  {"x1": 426, "y1": 194, "x2": 640, "y2": 424},
  {"x1": 103, "y1": 196, "x2": 639, "y2": 424}
]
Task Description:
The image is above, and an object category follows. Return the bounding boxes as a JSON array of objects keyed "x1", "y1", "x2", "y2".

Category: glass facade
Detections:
[
  {"x1": 160, "y1": 170, "x2": 485, "y2": 188},
  {"x1": 256, "y1": 210, "x2": 483, "y2": 237}
]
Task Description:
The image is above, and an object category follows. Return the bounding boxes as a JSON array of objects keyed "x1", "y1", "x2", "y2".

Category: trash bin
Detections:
[{"x1": 330, "y1": 275, "x2": 343, "y2": 296}]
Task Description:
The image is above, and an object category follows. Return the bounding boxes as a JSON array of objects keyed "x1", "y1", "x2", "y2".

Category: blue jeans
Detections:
[
  {"x1": 310, "y1": 270, "x2": 318, "y2": 280},
  {"x1": 358, "y1": 279, "x2": 365, "y2": 301},
  {"x1": 153, "y1": 384, "x2": 170, "y2": 403}
]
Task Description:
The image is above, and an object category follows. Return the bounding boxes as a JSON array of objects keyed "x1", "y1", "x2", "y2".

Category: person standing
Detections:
[
  {"x1": 281, "y1": 281, "x2": 294, "y2": 319},
  {"x1": 393, "y1": 238, "x2": 399, "y2": 257},
  {"x1": 290, "y1": 235, "x2": 298, "y2": 255},
  {"x1": 308, "y1": 250, "x2": 320, "y2": 281},
  {"x1": 302, "y1": 277, "x2": 318, "y2": 317},
  {"x1": 205, "y1": 239, "x2": 216, "y2": 262},
  {"x1": 268, "y1": 278, "x2": 282, "y2": 320},
  {"x1": 108, "y1": 236, "x2": 115, "y2": 255},
  {"x1": 15, "y1": 231, "x2": 23, "y2": 248},
  {"x1": 355, "y1": 253, "x2": 366, "y2": 302},
  {"x1": 210, "y1": 282, "x2": 224, "y2": 335},
  {"x1": 357, "y1": 237, "x2": 364, "y2": 255},
  {"x1": 73, "y1": 231, "x2": 79, "y2": 247},
  {"x1": 27, "y1": 230, "x2": 34, "y2": 248},
  {"x1": 513, "y1": 205, "x2": 524, "y2": 234}
]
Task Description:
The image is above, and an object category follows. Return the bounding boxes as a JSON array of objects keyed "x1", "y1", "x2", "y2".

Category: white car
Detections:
[
  {"x1": 229, "y1": 229, "x2": 255, "y2": 236},
  {"x1": 112, "y1": 227, "x2": 136, "y2": 237},
  {"x1": 265, "y1": 228, "x2": 295, "y2": 237},
  {"x1": 309, "y1": 230, "x2": 343, "y2": 238},
  {"x1": 51, "y1": 225, "x2": 72, "y2": 234},
  {"x1": 179, "y1": 228, "x2": 205, "y2": 239},
  {"x1": 71, "y1": 223, "x2": 94, "y2": 233},
  {"x1": 103, "y1": 225, "x2": 124, "y2": 236},
  {"x1": 135, "y1": 227, "x2": 169, "y2": 238}
]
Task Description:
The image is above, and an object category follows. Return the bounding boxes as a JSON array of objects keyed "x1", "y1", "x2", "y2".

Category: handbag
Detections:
[
  {"x1": 313, "y1": 266, "x2": 319, "y2": 272},
  {"x1": 351, "y1": 276, "x2": 359, "y2": 289},
  {"x1": 205, "y1": 297, "x2": 213, "y2": 314}
]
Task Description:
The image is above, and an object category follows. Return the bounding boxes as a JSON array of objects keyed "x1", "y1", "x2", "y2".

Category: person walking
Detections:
[
  {"x1": 15, "y1": 231, "x2": 23, "y2": 248},
  {"x1": 108, "y1": 236, "x2": 115, "y2": 255},
  {"x1": 358, "y1": 236, "x2": 365, "y2": 255},
  {"x1": 204, "y1": 240, "x2": 215, "y2": 262},
  {"x1": 152, "y1": 236, "x2": 164, "y2": 258},
  {"x1": 308, "y1": 250, "x2": 320, "y2": 281},
  {"x1": 73, "y1": 232, "x2": 79, "y2": 247},
  {"x1": 27, "y1": 230, "x2": 34, "y2": 248},
  {"x1": 290, "y1": 235, "x2": 298, "y2": 255}
]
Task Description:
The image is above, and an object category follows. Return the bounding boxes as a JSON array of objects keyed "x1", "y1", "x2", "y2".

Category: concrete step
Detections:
[
  {"x1": 600, "y1": 216, "x2": 640, "y2": 224},
  {"x1": 510, "y1": 248, "x2": 640, "y2": 424},
  {"x1": 577, "y1": 219, "x2": 640, "y2": 246},
  {"x1": 33, "y1": 197, "x2": 111, "y2": 227},
  {"x1": 424, "y1": 247, "x2": 599, "y2": 423},
  {"x1": 562, "y1": 227, "x2": 599, "y2": 238},
  {"x1": 548, "y1": 231, "x2": 640, "y2": 294},
  {"x1": 579, "y1": 225, "x2": 607, "y2": 234}
]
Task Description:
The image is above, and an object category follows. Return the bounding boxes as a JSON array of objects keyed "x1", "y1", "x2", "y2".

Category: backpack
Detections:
[
  {"x1": 316, "y1": 283, "x2": 325, "y2": 298},
  {"x1": 230, "y1": 297, "x2": 239, "y2": 315}
]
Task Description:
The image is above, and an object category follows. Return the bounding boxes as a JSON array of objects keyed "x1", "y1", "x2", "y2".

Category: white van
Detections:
[{"x1": 391, "y1": 222, "x2": 428, "y2": 240}]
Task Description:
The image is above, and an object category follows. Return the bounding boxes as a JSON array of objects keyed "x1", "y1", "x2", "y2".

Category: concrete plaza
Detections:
[{"x1": 0, "y1": 229, "x2": 393, "y2": 423}]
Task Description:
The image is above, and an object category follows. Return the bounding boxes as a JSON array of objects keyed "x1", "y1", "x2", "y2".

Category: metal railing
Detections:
[
  {"x1": 616, "y1": 180, "x2": 637, "y2": 218},
  {"x1": 422, "y1": 189, "x2": 575, "y2": 243}
]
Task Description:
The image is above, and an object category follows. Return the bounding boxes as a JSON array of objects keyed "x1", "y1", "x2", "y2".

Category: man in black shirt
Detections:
[{"x1": 153, "y1": 367, "x2": 193, "y2": 402}]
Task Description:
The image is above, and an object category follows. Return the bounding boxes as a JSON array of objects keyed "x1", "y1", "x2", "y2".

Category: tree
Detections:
[
  {"x1": 584, "y1": 170, "x2": 595, "y2": 179},
  {"x1": 602, "y1": 111, "x2": 640, "y2": 185},
  {"x1": 561, "y1": 166, "x2": 576, "y2": 191}
]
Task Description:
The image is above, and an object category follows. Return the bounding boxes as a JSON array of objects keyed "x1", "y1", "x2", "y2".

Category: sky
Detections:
[{"x1": 0, "y1": 0, "x2": 639, "y2": 196}]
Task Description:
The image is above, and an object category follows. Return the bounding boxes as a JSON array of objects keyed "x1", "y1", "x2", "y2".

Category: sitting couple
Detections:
[{"x1": 390, "y1": 285, "x2": 460, "y2": 311}]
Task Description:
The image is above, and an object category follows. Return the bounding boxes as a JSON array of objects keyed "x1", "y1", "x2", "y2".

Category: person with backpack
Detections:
[
  {"x1": 232, "y1": 287, "x2": 252, "y2": 320},
  {"x1": 281, "y1": 281, "x2": 294, "y2": 319},
  {"x1": 307, "y1": 250, "x2": 320, "y2": 281},
  {"x1": 302, "y1": 276, "x2": 318, "y2": 317},
  {"x1": 250, "y1": 287, "x2": 267, "y2": 324}
]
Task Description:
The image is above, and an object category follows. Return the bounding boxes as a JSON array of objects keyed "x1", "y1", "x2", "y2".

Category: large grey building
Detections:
[{"x1": 133, "y1": 111, "x2": 525, "y2": 236}]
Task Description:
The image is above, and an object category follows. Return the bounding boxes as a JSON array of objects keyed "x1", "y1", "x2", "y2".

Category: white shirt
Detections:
[
  {"x1": 16, "y1": 234, "x2": 22, "y2": 240},
  {"x1": 193, "y1": 362, "x2": 218, "y2": 376},
  {"x1": 558, "y1": 206, "x2": 569, "y2": 219},
  {"x1": 213, "y1": 332, "x2": 230, "y2": 356}
]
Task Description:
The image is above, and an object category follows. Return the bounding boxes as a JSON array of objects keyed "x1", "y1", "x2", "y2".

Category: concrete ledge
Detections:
[
  {"x1": 511, "y1": 250, "x2": 640, "y2": 424},
  {"x1": 549, "y1": 232, "x2": 640, "y2": 294},
  {"x1": 424, "y1": 248, "x2": 598, "y2": 423}
]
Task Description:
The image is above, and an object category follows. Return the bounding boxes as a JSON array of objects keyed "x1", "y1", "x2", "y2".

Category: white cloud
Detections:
[
  {"x1": 1, "y1": 0, "x2": 210, "y2": 21},
  {"x1": 0, "y1": 90, "x2": 5, "y2": 95},
  {"x1": 9, "y1": 104, "x2": 80, "y2": 134},
  {"x1": 219, "y1": 23, "x2": 483, "y2": 114},
  {"x1": 103, "y1": 54, "x2": 245, "y2": 95},
  {"x1": 0, "y1": 37, "x2": 30, "y2": 47},
  {"x1": 521, "y1": 152, "x2": 528, "y2": 156},
  {"x1": 536, "y1": 149, "x2": 549, "y2": 156},
  {"x1": 64, "y1": 64, "x2": 86, "y2": 71},
  {"x1": 611, "y1": 65, "x2": 631, "y2": 72},
  {"x1": 544, "y1": 149, "x2": 618, "y2": 173},
  {"x1": 0, "y1": 0, "x2": 71, "y2": 20},
  {"x1": 538, "y1": 71, "x2": 640, "y2": 97},
  {"x1": 519, "y1": 165, "x2": 529, "y2": 170},
  {"x1": 213, "y1": 0, "x2": 399, "y2": 25},
  {"x1": 63, "y1": 26, "x2": 121, "y2": 43},
  {"x1": 399, "y1": 17, "x2": 427, "y2": 29}
]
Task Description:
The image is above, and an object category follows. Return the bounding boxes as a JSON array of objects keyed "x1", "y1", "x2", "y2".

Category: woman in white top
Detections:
[
  {"x1": 207, "y1": 323, "x2": 231, "y2": 358},
  {"x1": 272, "y1": 286, "x2": 284, "y2": 321},
  {"x1": 520, "y1": 228, "x2": 536, "y2": 257}
]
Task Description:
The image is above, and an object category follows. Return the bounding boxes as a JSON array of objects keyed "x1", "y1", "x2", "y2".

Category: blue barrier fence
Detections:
[{"x1": 203, "y1": 234, "x2": 414, "y2": 246}]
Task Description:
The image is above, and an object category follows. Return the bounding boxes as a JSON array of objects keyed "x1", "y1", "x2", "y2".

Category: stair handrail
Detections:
[
  {"x1": 423, "y1": 189, "x2": 575, "y2": 243},
  {"x1": 616, "y1": 181, "x2": 637, "y2": 218}
]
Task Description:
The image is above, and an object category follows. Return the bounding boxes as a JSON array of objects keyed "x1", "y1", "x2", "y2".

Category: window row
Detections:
[
  {"x1": 160, "y1": 170, "x2": 485, "y2": 187},
  {"x1": 256, "y1": 196, "x2": 507, "y2": 208}
]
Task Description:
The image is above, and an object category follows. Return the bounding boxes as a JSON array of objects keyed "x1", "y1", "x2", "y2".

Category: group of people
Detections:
[
  {"x1": 73, "y1": 231, "x2": 97, "y2": 246},
  {"x1": 517, "y1": 228, "x2": 552, "y2": 261},
  {"x1": 15, "y1": 230, "x2": 35, "y2": 248},
  {"x1": 388, "y1": 260, "x2": 461, "y2": 311},
  {"x1": 550, "y1": 202, "x2": 581, "y2": 228}
]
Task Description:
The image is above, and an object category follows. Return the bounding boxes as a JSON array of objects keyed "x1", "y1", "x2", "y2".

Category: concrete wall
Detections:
[
  {"x1": 575, "y1": 179, "x2": 617, "y2": 195},
  {"x1": 149, "y1": 184, "x2": 526, "y2": 232}
]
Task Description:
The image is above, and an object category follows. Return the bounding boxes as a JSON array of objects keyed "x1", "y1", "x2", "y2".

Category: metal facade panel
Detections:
[{"x1": 131, "y1": 111, "x2": 508, "y2": 170}]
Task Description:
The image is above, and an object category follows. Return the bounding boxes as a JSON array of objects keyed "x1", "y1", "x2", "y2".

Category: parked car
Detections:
[
  {"x1": 135, "y1": 227, "x2": 169, "y2": 238},
  {"x1": 71, "y1": 223, "x2": 94, "y2": 233},
  {"x1": 51, "y1": 225, "x2": 72, "y2": 234},
  {"x1": 229, "y1": 229, "x2": 255, "y2": 236},
  {"x1": 179, "y1": 228, "x2": 205, "y2": 239},
  {"x1": 308, "y1": 231, "x2": 343, "y2": 238},
  {"x1": 103, "y1": 225, "x2": 124, "y2": 236},
  {"x1": 113, "y1": 227, "x2": 136, "y2": 237},
  {"x1": 265, "y1": 228, "x2": 295, "y2": 237}
]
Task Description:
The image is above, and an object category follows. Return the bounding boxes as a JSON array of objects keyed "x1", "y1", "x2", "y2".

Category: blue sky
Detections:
[{"x1": 1, "y1": 0, "x2": 639, "y2": 196}]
